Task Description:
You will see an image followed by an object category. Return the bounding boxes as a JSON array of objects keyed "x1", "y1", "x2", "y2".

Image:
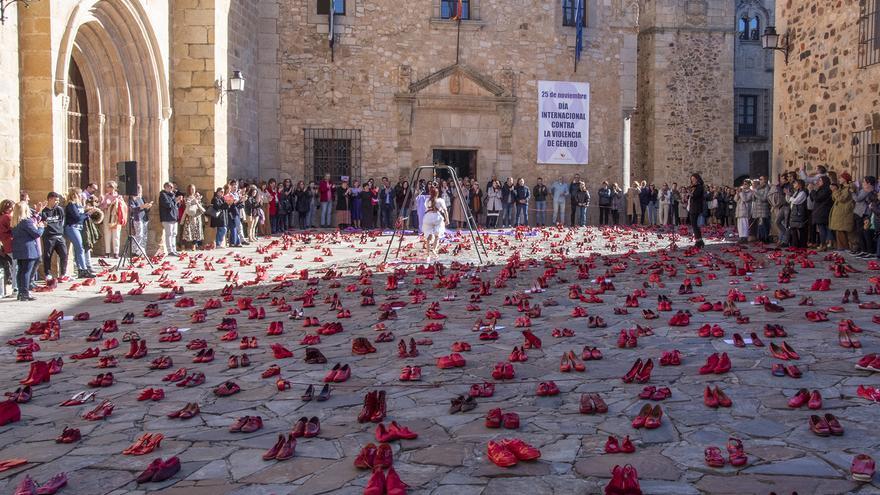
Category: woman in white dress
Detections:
[{"x1": 422, "y1": 185, "x2": 448, "y2": 257}]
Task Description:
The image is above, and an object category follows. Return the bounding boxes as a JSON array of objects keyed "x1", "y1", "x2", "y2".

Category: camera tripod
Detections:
[{"x1": 115, "y1": 203, "x2": 154, "y2": 271}]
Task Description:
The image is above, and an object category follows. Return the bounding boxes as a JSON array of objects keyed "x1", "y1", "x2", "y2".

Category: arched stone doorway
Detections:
[
  {"x1": 54, "y1": 0, "x2": 171, "y2": 202},
  {"x1": 66, "y1": 60, "x2": 90, "y2": 190}
]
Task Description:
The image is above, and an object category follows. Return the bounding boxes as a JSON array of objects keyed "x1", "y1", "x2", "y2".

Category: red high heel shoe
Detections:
[
  {"x1": 634, "y1": 358, "x2": 653, "y2": 383},
  {"x1": 727, "y1": 437, "x2": 748, "y2": 467}
]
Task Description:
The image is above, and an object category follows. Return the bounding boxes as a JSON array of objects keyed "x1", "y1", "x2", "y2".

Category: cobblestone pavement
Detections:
[{"x1": 0, "y1": 226, "x2": 879, "y2": 495}]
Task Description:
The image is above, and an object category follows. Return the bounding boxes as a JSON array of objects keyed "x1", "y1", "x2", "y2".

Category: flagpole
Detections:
[{"x1": 455, "y1": 18, "x2": 462, "y2": 64}]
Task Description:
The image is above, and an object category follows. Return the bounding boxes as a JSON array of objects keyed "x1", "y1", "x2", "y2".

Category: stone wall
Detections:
[
  {"x1": 635, "y1": 0, "x2": 735, "y2": 188},
  {"x1": 228, "y1": 0, "x2": 260, "y2": 180},
  {"x1": 256, "y1": 0, "x2": 281, "y2": 179},
  {"x1": 772, "y1": 0, "x2": 880, "y2": 178},
  {"x1": 0, "y1": 6, "x2": 20, "y2": 202},
  {"x1": 271, "y1": 0, "x2": 640, "y2": 187}
]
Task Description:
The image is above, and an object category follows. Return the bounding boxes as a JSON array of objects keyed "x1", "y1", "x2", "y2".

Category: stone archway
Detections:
[{"x1": 53, "y1": 0, "x2": 171, "y2": 202}]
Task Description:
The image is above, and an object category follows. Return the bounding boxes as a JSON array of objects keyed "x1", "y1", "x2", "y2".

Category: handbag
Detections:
[{"x1": 204, "y1": 206, "x2": 220, "y2": 219}]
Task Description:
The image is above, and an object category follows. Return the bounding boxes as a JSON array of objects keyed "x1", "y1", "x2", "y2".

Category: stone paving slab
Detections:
[{"x1": 0, "y1": 227, "x2": 878, "y2": 494}]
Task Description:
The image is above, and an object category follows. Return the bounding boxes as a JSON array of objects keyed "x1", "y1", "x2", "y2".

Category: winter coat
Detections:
[
  {"x1": 210, "y1": 195, "x2": 229, "y2": 228},
  {"x1": 810, "y1": 185, "x2": 833, "y2": 224},
  {"x1": 751, "y1": 185, "x2": 770, "y2": 219},
  {"x1": 829, "y1": 187, "x2": 855, "y2": 232},
  {"x1": 486, "y1": 188, "x2": 503, "y2": 214},
  {"x1": 12, "y1": 219, "x2": 43, "y2": 259},
  {"x1": 735, "y1": 190, "x2": 753, "y2": 218}
]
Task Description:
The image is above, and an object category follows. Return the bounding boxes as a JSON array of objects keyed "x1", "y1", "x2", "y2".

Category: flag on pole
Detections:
[
  {"x1": 329, "y1": 1, "x2": 335, "y2": 48},
  {"x1": 451, "y1": 0, "x2": 463, "y2": 22},
  {"x1": 574, "y1": 0, "x2": 584, "y2": 71}
]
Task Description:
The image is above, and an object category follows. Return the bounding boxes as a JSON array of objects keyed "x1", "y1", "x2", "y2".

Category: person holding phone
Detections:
[{"x1": 11, "y1": 201, "x2": 44, "y2": 301}]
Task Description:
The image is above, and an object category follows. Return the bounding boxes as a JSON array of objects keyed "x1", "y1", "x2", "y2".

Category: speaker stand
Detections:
[{"x1": 115, "y1": 220, "x2": 154, "y2": 271}]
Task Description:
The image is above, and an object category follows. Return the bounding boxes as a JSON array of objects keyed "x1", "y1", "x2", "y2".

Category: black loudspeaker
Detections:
[{"x1": 116, "y1": 161, "x2": 138, "y2": 196}]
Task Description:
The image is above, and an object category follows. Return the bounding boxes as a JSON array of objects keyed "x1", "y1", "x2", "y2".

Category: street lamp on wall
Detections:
[
  {"x1": 0, "y1": 0, "x2": 37, "y2": 25},
  {"x1": 761, "y1": 26, "x2": 791, "y2": 64},
  {"x1": 217, "y1": 70, "x2": 245, "y2": 103}
]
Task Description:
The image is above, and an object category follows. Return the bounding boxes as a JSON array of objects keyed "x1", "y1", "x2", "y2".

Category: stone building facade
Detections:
[
  {"x1": 0, "y1": 0, "x2": 741, "y2": 224},
  {"x1": 734, "y1": 0, "x2": 774, "y2": 182},
  {"x1": 772, "y1": 0, "x2": 880, "y2": 180},
  {"x1": 635, "y1": 0, "x2": 736, "y2": 188}
]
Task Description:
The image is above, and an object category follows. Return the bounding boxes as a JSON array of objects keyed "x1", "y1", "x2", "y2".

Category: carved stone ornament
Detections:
[
  {"x1": 449, "y1": 72, "x2": 462, "y2": 95},
  {"x1": 398, "y1": 65, "x2": 412, "y2": 93}
]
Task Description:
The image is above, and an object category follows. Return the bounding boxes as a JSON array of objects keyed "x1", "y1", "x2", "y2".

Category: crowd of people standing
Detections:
[{"x1": 2, "y1": 164, "x2": 879, "y2": 302}]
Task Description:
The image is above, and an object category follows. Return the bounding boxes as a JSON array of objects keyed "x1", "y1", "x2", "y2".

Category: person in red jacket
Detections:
[
  {"x1": 266, "y1": 179, "x2": 280, "y2": 233},
  {"x1": 318, "y1": 174, "x2": 334, "y2": 228}
]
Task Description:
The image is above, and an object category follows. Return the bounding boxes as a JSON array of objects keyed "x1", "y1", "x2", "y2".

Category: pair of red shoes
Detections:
[
  {"x1": 397, "y1": 339, "x2": 419, "y2": 357},
  {"x1": 451, "y1": 341, "x2": 471, "y2": 352},
  {"x1": 83, "y1": 399, "x2": 114, "y2": 421},
  {"x1": 631, "y1": 404, "x2": 662, "y2": 429},
  {"x1": 375, "y1": 421, "x2": 418, "y2": 441},
  {"x1": 136, "y1": 457, "x2": 180, "y2": 484},
  {"x1": 176, "y1": 371, "x2": 205, "y2": 387},
  {"x1": 536, "y1": 381, "x2": 559, "y2": 396},
  {"x1": 21, "y1": 361, "x2": 52, "y2": 386},
  {"x1": 137, "y1": 388, "x2": 165, "y2": 401},
  {"x1": 399, "y1": 366, "x2": 422, "y2": 381},
  {"x1": 363, "y1": 465, "x2": 407, "y2": 495},
  {"x1": 215, "y1": 381, "x2": 241, "y2": 397},
  {"x1": 580, "y1": 394, "x2": 608, "y2": 414},
  {"x1": 271, "y1": 343, "x2": 294, "y2": 359},
  {"x1": 193, "y1": 348, "x2": 215, "y2": 363},
  {"x1": 551, "y1": 328, "x2": 575, "y2": 338},
  {"x1": 810, "y1": 278, "x2": 831, "y2": 291},
  {"x1": 324, "y1": 363, "x2": 351, "y2": 382},
  {"x1": 659, "y1": 350, "x2": 682, "y2": 366},
  {"x1": 604, "y1": 435, "x2": 635, "y2": 454},
  {"x1": 521, "y1": 330, "x2": 542, "y2": 349},
  {"x1": 582, "y1": 346, "x2": 603, "y2": 360},
  {"x1": 805, "y1": 310, "x2": 829, "y2": 322},
  {"x1": 856, "y1": 354, "x2": 880, "y2": 372},
  {"x1": 769, "y1": 342, "x2": 800, "y2": 360},
  {"x1": 437, "y1": 353, "x2": 466, "y2": 369},
  {"x1": 263, "y1": 433, "x2": 296, "y2": 461},
  {"x1": 487, "y1": 439, "x2": 541, "y2": 467},
  {"x1": 622, "y1": 358, "x2": 653, "y2": 383},
  {"x1": 220, "y1": 329, "x2": 239, "y2": 341},
  {"x1": 698, "y1": 353, "x2": 731, "y2": 375},
  {"x1": 354, "y1": 443, "x2": 393, "y2": 471},
  {"x1": 358, "y1": 390, "x2": 387, "y2": 423},
  {"x1": 239, "y1": 336, "x2": 258, "y2": 349},
  {"x1": 291, "y1": 416, "x2": 321, "y2": 438},
  {"x1": 617, "y1": 330, "x2": 638, "y2": 348},
  {"x1": 703, "y1": 386, "x2": 732, "y2": 408},
  {"x1": 839, "y1": 329, "x2": 861, "y2": 349},
  {"x1": 229, "y1": 415, "x2": 263, "y2": 433},
  {"x1": 508, "y1": 346, "x2": 528, "y2": 362},
  {"x1": 265, "y1": 321, "x2": 283, "y2": 335},
  {"x1": 788, "y1": 388, "x2": 822, "y2": 409},
  {"x1": 167, "y1": 403, "x2": 200, "y2": 419},
  {"x1": 604, "y1": 464, "x2": 641, "y2": 494},
  {"x1": 55, "y1": 426, "x2": 81, "y2": 443},
  {"x1": 352, "y1": 338, "x2": 377, "y2": 355},
  {"x1": 771, "y1": 363, "x2": 803, "y2": 378},
  {"x1": 492, "y1": 362, "x2": 515, "y2": 380},
  {"x1": 640, "y1": 386, "x2": 671, "y2": 401},
  {"x1": 704, "y1": 438, "x2": 747, "y2": 468},
  {"x1": 469, "y1": 382, "x2": 495, "y2": 398},
  {"x1": 697, "y1": 324, "x2": 724, "y2": 338},
  {"x1": 123, "y1": 433, "x2": 164, "y2": 455},
  {"x1": 13, "y1": 473, "x2": 68, "y2": 495},
  {"x1": 763, "y1": 324, "x2": 787, "y2": 338},
  {"x1": 87, "y1": 373, "x2": 114, "y2": 388},
  {"x1": 668, "y1": 311, "x2": 690, "y2": 326},
  {"x1": 560, "y1": 351, "x2": 585, "y2": 372},
  {"x1": 485, "y1": 408, "x2": 519, "y2": 429}
]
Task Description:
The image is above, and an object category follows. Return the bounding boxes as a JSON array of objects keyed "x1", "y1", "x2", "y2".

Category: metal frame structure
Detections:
[{"x1": 382, "y1": 164, "x2": 489, "y2": 264}]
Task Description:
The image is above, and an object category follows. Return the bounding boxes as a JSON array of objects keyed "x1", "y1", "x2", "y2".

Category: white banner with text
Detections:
[{"x1": 537, "y1": 80, "x2": 590, "y2": 165}]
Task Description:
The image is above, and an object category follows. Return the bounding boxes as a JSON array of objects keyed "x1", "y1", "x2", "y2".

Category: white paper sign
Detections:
[{"x1": 537, "y1": 80, "x2": 590, "y2": 165}]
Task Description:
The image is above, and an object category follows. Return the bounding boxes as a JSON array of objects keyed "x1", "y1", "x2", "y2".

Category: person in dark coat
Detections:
[
  {"x1": 809, "y1": 176, "x2": 833, "y2": 250},
  {"x1": 688, "y1": 174, "x2": 706, "y2": 248},
  {"x1": 210, "y1": 188, "x2": 230, "y2": 247},
  {"x1": 159, "y1": 182, "x2": 180, "y2": 256},
  {"x1": 11, "y1": 201, "x2": 44, "y2": 301},
  {"x1": 40, "y1": 192, "x2": 67, "y2": 280},
  {"x1": 294, "y1": 181, "x2": 312, "y2": 229}
]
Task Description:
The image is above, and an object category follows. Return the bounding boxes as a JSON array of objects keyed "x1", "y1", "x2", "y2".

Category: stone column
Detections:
[
  {"x1": 18, "y1": 0, "x2": 57, "y2": 200},
  {"x1": 170, "y1": 0, "x2": 230, "y2": 197}
]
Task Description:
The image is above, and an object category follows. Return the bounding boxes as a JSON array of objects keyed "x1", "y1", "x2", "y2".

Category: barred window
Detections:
[
  {"x1": 441, "y1": 0, "x2": 469, "y2": 20},
  {"x1": 859, "y1": 0, "x2": 880, "y2": 68},
  {"x1": 737, "y1": 95, "x2": 758, "y2": 137},
  {"x1": 562, "y1": 0, "x2": 587, "y2": 27},
  {"x1": 853, "y1": 129, "x2": 880, "y2": 178},
  {"x1": 305, "y1": 129, "x2": 361, "y2": 183}
]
